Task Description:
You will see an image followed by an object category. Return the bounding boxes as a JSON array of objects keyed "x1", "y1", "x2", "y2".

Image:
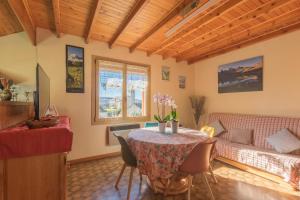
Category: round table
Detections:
[{"x1": 128, "y1": 127, "x2": 207, "y2": 195}]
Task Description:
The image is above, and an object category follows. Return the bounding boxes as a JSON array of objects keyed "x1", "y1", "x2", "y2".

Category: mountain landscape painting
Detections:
[
  {"x1": 218, "y1": 56, "x2": 263, "y2": 93},
  {"x1": 66, "y1": 45, "x2": 84, "y2": 93}
]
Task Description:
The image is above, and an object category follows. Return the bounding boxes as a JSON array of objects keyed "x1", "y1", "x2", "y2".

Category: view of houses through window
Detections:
[{"x1": 97, "y1": 60, "x2": 149, "y2": 121}]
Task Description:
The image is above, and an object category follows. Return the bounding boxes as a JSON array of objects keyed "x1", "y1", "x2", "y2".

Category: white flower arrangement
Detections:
[{"x1": 153, "y1": 93, "x2": 177, "y2": 123}]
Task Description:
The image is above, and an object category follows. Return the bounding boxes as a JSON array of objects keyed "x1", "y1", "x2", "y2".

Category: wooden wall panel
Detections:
[
  {"x1": 0, "y1": 1, "x2": 22, "y2": 36},
  {"x1": 27, "y1": 0, "x2": 55, "y2": 31},
  {"x1": 1, "y1": 0, "x2": 300, "y2": 62}
]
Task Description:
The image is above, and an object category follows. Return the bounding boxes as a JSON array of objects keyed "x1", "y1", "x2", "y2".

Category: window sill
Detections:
[{"x1": 92, "y1": 116, "x2": 151, "y2": 126}]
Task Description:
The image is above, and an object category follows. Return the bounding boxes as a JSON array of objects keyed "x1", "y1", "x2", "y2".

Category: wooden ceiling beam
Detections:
[
  {"x1": 181, "y1": 6, "x2": 300, "y2": 62},
  {"x1": 187, "y1": 20, "x2": 300, "y2": 64},
  {"x1": 175, "y1": 0, "x2": 293, "y2": 62},
  {"x1": 85, "y1": 0, "x2": 103, "y2": 44},
  {"x1": 173, "y1": 0, "x2": 292, "y2": 61},
  {"x1": 148, "y1": 0, "x2": 244, "y2": 56},
  {"x1": 52, "y1": 0, "x2": 61, "y2": 37},
  {"x1": 108, "y1": 0, "x2": 148, "y2": 48},
  {"x1": 129, "y1": 0, "x2": 195, "y2": 53},
  {"x1": 8, "y1": 0, "x2": 36, "y2": 45}
]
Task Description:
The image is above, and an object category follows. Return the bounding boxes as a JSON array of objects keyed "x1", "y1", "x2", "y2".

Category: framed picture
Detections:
[
  {"x1": 178, "y1": 76, "x2": 186, "y2": 89},
  {"x1": 162, "y1": 66, "x2": 170, "y2": 81},
  {"x1": 218, "y1": 56, "x2": 263, "y2": 93},
  {"x1": 66, "y1": 45, "x2": 84, "y2": 93}
]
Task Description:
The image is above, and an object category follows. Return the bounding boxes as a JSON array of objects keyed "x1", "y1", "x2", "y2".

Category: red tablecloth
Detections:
[{"x1": 0, "y1": 116, "x2": 73, "y2": 159}]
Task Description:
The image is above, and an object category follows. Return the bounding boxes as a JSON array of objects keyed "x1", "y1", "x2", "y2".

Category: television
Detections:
[{"x1": 34, "y1": 64, "x2": 50, "y2": 120}]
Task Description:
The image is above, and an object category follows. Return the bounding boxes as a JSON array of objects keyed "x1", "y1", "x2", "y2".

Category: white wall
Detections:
[
  {"x1": 191, "y1": 30, "x2": 300, "y2": 124},
  {"x1": 36, "y1": 28, "x2": 195, "y2": 160}
]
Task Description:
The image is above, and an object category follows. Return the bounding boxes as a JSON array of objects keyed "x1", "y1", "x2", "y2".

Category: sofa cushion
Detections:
[
  {"x1": 230, "y1": 128, "x2": 253, "y2": 145},
  {"x1": 266, "y1": 129, "x2": 300, "y2": 154},
  {"x1": 207, "y1": 120, "x2": 225, "y2": 137},
  {"x1": 216, "y1": 138, "x2": 300, "y2": 189}
]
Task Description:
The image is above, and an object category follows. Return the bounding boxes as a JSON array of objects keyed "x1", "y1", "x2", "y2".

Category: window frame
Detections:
[{"x1": 92, "y1": 56, "x2": 151, "y2": 125}]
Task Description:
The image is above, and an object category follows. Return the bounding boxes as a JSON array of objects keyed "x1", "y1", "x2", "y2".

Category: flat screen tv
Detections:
[{"x1": 34, "y1": 64, "x2": 50, "y2": 120}]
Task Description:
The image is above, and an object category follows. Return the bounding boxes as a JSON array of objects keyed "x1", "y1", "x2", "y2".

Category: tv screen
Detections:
[{"x1": 35, "y1": 64, "x2": 50, "y2": 120}]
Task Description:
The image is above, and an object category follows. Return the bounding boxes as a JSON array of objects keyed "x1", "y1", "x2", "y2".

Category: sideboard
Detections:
[{"x1": 0, "y1": 116, "x2": 73, "y2": 200}]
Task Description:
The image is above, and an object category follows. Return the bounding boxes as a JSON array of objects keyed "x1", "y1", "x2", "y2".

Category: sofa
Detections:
[{"x1": 208, "y1": 113, "x2": 300, "y2": 190}]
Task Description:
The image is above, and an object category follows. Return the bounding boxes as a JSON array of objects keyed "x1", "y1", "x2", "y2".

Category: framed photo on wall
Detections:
[
  {"x1": 218, "y1": 56, "x2": 263, "y2": 93},
  {"x1": 162, "y1": 66, "x2": 170, "y2": 81},
  {"x1": 66, "y1": 45, "x2": 84, "y2": 93},
  {"x1": 178, "y1": 76, "x2": 186, "y2": 89}
]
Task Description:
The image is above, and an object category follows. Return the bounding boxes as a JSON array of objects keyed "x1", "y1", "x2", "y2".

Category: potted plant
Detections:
[
  {"x1": 170, "y1": 103, "x2": 179, "y2": 133},
  {"x1": 153, "y1": 93, "x2": 171, "y2": 133}
]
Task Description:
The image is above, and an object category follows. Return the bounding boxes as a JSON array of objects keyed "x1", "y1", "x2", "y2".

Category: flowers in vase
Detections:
[{"x1": 153, "y1": 93, "x2": 177, "y2": 123}]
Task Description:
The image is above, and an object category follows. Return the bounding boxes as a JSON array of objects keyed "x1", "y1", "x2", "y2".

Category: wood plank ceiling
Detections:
[{"x1": 1, "y1": 0, "x2": 300, "y2": 64}]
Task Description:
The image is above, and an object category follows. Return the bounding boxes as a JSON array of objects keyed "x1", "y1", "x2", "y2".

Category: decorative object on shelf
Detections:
[
  {"x1": 45, "y1": 104, "x2": 59, "y2": 117},
  {"x1": 178, "y1": 76, "x2": 186, "y2": 89},
  {"x1": 153, "y1": 93, "x2": 173, "y2": 133},
  {"x1": 190, "y1": 95, "x2": 205, "y2": 129},
  {"x1": 25, "y1": 117, "x2": 59, "y2": 129},
  {"x1": 10, "y1": 85, "x2": 19, "y2": 101},
  {"x1": 0, "y1": 78, "x2": 14, "y2": 101},
  {"x1": 161, "y1": 66, "x2": 170, "y2": 81},
  {"x1": 218, "y1": 56, "x2": 263, "y2": 93},
  {"x1": 66, "y1": 45, "x2": 84, "y2": 93},
  {"x1": 25, "y1": 91, "x2": 31, "y2": 102},
  {"x1": 0, "y1": 89, "x2": 12, "y2": 101}
]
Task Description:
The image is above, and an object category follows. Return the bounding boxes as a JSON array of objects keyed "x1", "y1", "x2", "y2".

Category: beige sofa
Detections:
[{"x1": 208, "y1": 113, "x2": 300, "y2": 190}]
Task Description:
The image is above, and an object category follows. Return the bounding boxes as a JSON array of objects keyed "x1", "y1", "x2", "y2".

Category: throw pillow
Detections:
[
  {"x1": 207, "y1": 120, "x2": 226, "y2": 137},
  {"x1": 266, "y1": 129, "x2": 300, "y2": 154},
  {"x1": 230, "y1": 128, "x2": 253, "y2": 145}
]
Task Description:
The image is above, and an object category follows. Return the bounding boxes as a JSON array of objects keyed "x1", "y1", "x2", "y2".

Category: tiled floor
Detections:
[{"x1": 67, "y1": 156, "x2": 300, "y2": 200}]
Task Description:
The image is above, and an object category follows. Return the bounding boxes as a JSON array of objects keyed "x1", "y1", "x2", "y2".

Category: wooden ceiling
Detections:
[{"x1": 1, "y1": 0, "x2": 300, "y2": 64}]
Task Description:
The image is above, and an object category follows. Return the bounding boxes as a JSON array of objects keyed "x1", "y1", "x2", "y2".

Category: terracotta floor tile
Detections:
[{"x1": 67, "y1": 156, "x2": 300, "y2": 200}]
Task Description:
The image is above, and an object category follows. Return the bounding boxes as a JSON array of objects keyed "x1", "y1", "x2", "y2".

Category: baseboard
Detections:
[{"x1": 68, "y1": 152, "x2": 121, "y2": 166}]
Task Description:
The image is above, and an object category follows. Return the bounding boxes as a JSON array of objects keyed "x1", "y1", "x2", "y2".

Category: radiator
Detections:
[{"x1": 106, "y1": 124, "x2": 140, "y2": 146}]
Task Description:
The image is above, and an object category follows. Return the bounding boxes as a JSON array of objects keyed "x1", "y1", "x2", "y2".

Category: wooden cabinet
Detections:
[
  {"x1": 0, "y1": 101, "x2": 34, "y2": 130},
  {"x1": 0, "y1": 153, "x2": 67, "y2": 200},
  {"x1": 0, "y1": 103, "x2": 72, "y2": 200}
]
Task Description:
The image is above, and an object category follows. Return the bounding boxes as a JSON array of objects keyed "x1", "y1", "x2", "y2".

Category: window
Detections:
[{"x1": 92, "y1": 56, "x2": 150, "y2": 124}]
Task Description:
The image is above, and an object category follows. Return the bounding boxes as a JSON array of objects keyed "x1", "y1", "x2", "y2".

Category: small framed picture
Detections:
[
  {"x1": 178, "y1": 76, "x2": 186, "y2": 89},
  {"x1": 162, "y1": 66, "x2": 170, "y2": 81},
  {"x1": 66, "y1": 45, "x2": 84, "y2": 93}
]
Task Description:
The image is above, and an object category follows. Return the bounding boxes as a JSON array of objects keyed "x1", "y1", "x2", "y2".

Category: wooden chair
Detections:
[
  {"x1": 165, "y1": 138, "x2": 217, "y2": 200},
  {"x1": 114, "y1": 133, "x2": 142, "y2": 200}
]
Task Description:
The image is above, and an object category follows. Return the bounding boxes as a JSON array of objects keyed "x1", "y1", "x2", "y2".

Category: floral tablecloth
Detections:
[{"x1": 128, "y1": 127, "x2": 208, "y2": 180}]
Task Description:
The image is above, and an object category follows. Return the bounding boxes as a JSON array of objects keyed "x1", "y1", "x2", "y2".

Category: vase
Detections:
[
  {"x1": 171, "y1": 121, "x2": 179, "y2": 134},
  {"x1": 0, "y1": 89, "x2": 12, "y2": 101},
  {"x1": 159, "y1": 122, "x2": 166, "y2": 133}
]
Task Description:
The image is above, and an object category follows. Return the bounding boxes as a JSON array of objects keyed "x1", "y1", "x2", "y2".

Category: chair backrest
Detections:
[
  {"x1": 114, "y1": 133, "x2": 137, "y2": 167},
  {"x1": 144, "y1": 122, "x2": 159, "y2": 128},
  {"x1": 180, "y1": 138, "x2": 217, "y2": 175}
]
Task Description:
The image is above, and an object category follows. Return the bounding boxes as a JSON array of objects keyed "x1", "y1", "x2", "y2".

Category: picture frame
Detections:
[
  {"x1": 161, "y1": 66, "x2": 170, "y2": 81},
  {"x1": 218, "y1": 56, "x2": 263, "y2": 93},
  {"x1": 178, "y1": 76, "x2": 186, "y2": 89},
  {"x1": 66, "y1": 45, "x2": 84, "y2": 93}
]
